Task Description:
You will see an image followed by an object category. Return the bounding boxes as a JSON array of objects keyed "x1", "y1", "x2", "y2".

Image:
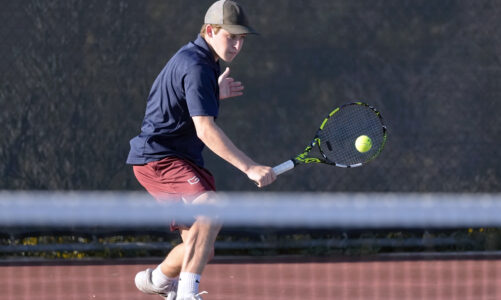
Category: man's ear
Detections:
[{"x1": 205, "y1": 24, "x2": 214, "y2": 38}]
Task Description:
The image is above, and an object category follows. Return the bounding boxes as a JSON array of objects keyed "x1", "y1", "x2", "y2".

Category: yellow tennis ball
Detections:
[{"x1": 355, "y1": 135, "x2": 372, "y2": 153}]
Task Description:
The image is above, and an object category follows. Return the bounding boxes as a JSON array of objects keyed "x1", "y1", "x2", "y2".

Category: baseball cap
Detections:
[{"x1": 204, "y1": 0, "x2": 258, "y2": 35}]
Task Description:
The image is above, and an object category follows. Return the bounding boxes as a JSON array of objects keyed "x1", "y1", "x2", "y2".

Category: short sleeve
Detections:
[{"x1": 184, "y1": 64, "x2": 219, "y2": 117}]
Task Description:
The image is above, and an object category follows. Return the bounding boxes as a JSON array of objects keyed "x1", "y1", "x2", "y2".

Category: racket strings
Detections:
[{"x1": 318, "y1": 104, "x2": 385, "y2": 166}]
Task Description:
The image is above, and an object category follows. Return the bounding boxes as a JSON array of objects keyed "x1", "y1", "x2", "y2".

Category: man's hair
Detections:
[{"x1": 200, "y1": 24, "x2": 222, "y2": 38}]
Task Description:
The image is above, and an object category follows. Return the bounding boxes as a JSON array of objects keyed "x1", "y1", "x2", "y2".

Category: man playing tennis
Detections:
[{"x1": 126, "y1": 1, "x2": 276, "y2": 299}]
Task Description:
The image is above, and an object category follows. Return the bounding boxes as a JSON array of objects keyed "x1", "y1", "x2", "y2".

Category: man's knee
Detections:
[{"x1": 189, "y1": 191, "x2": 218, "y2": 205}]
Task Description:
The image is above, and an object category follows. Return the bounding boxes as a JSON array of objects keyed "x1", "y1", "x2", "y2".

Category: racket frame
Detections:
[{"x1": 272, "y1": 102, "x2": 387, "y2": 176}]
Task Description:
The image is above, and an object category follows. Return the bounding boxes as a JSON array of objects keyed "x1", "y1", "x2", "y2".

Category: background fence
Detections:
[{"x1": 1, "y1": 0, "x2": 501, "y2": 192}]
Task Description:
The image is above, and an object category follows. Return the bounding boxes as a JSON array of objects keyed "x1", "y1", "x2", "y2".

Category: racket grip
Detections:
[{"x1": 272, "y1": 160, "x2": 295, "y2": 176}]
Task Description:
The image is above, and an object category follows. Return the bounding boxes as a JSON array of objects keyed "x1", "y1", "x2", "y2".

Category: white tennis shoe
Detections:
[
  {"x1": 134, "y1": 268, "x2": 178, "y2": 299},
  {"x1": 164, "y1": 291, "x2": 177, "y2": 300},
  {"x1": 177, "y1": 291, "x2": 208, "y2": 300}
]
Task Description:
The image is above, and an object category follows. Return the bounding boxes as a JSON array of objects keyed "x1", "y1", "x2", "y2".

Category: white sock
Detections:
[
  {"x1": 151, "y1": 265, "x2": 178, "y2": 289},
  {"x1": 177, "y1": 272, "x2": 201, "y2": 296}
]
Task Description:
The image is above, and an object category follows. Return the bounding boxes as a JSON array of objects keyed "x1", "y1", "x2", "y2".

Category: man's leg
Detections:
[
  {"x1": 134, "y1": 244, "x2": 183, "y2": 298},
  {"x1": 133, "y1": 158, "x2": 218, "y2": 298},
  {"x1": 176, "y1": 192, "x2": 222, "y2": 298},
  {"x1": 158, "y1": 243, "x2": 184, "y2": 277}
]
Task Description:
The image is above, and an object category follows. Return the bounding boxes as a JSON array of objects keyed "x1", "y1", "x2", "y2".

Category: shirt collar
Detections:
[
  {"x1": 193, "y1": 34, "x2": 220, "y2": 72},
  {"x1": 194, "y1": 35, "x2": 215, "y2": 61}
]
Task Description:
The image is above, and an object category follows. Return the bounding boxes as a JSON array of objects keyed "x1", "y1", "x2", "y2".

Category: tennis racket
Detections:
[{"x1": 273, "y1": 102, "x2": 387, "y2": 176}]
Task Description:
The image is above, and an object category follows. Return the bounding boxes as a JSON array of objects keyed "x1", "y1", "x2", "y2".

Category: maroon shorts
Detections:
[{"x1": 133, "y1": 156, "x2": 216, "y2": 230}]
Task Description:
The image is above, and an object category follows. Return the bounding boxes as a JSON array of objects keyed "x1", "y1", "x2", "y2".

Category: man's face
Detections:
[{"x1": 207, "y1": 27, "x2": 246, "y2": 62}]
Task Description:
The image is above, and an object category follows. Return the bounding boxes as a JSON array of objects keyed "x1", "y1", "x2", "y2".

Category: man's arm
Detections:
[{"x1": 192, "y1": 115, "x2": 276, "y2": 187}]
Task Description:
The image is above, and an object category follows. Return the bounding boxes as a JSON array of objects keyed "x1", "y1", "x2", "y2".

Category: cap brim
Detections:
[{"x1": 221, "y1": 24, "x2": 259, "y2": 35}]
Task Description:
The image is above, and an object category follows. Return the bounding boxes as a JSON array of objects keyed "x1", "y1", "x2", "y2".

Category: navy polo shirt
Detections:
[{"x1": 126, "y1": 35, "x2": 220, "y2": 167}]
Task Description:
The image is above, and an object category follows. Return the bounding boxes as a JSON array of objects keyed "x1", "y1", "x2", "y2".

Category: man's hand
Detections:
[
  {"x1": 218, "y1": 67, "x2": 244, "y2": 100},
  {"x1": 246, "y1": 165, "x2": 277, "y2": 188}
]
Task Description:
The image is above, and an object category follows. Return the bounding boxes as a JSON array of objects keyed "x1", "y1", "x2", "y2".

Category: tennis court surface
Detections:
[
  {"x1": 1, "y1": 192, "x2": 501, "y2": 299},
  {"x1": 2, "y1": 255, "x2": 500, "y2": 300}
]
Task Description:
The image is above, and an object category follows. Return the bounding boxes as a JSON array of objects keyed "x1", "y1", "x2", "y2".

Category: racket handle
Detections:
[{"x1": 273, "y1": 160, "x2": 295, "y2": 176}]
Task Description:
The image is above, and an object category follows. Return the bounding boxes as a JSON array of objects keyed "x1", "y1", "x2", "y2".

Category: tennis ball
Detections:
[{"x1": 355, "y1": 135, "x2": 372, "y2": 153}]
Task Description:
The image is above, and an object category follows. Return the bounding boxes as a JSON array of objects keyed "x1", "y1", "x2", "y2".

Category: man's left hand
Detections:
[{"x1": 218, "y1": 67, "x2": 244, "y2": 100}]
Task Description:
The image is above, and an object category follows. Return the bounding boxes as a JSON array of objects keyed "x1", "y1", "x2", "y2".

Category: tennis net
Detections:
[{"x1": 1, "y1": 192, "x2": 501, "y2": 300}]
